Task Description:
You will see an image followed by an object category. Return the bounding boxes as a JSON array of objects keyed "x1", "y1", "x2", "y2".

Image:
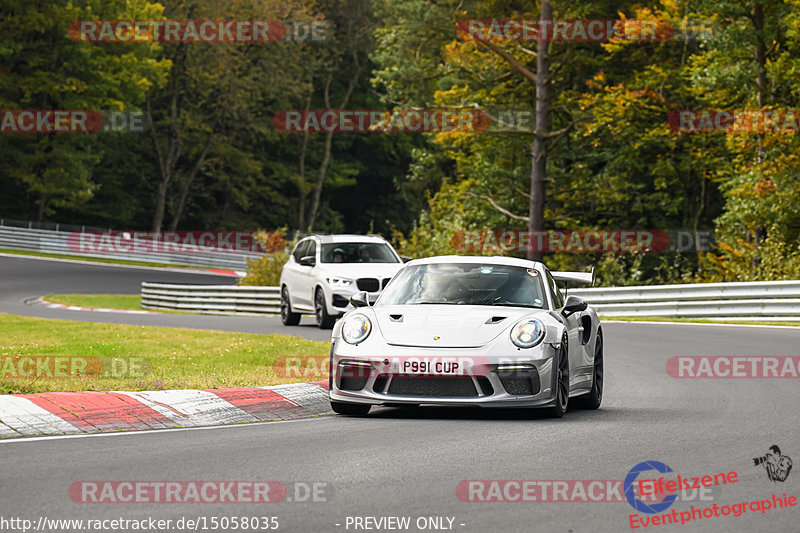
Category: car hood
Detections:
[
  {"x1": 317, "y1": 263, "x2": 403, "y2": 280},
  {"x1": 372, "y1": 304, "x2": 547, "y2": 348}
]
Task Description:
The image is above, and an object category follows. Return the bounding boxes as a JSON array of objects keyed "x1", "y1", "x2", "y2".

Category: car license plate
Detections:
[{"x1": 402, "y1": 359, "x2": 461, "y2": 375}]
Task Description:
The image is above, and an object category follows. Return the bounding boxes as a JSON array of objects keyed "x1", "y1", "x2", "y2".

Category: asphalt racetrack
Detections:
[{"x1": 1, "y1": 254, "x2": 799, "y2": 532}]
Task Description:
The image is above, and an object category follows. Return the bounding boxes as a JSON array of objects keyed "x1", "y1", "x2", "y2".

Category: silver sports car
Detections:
[{"x1": 328, "y1": 255, "x2": 603, "y2": 418}]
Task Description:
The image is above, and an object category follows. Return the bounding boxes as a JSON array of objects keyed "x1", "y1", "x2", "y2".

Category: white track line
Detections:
[
  {"x1": 603, "y1": 320, "x2": 800, "y2": 330},
  {"x1": 0, "y1": 415, "x2": 329, "y2": 444}
]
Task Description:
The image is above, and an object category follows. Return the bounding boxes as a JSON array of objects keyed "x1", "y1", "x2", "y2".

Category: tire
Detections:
[
  {"x1": 545, "y1": 334, "x2": 569, "y2": 418},
  {"x1": 576, "y1": 332, "x2": 603, "y2": 410},
  {"x1": 331, "y1": 400, "x2": 371, "y2": 416},
  {"x1": 280, "y1": 286, "x2": 300, "y2": 326},
  {"x1": 315, "y1": 288, "x2": 336, "y2": 329}
]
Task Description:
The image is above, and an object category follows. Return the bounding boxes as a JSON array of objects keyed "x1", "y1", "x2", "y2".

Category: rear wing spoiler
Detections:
[{"x1": 552, "y1": 268, "x2": 594, "y2": 287}]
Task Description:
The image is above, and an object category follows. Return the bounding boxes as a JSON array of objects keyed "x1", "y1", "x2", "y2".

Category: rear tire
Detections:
[
  {"x1": 280, "y1": 286, "x2": 300, "y2": 326},
  {"x1": 545, "y1": 334, "x2": 569, "y2": 418},
  {"x1": 315, "y1": 288, "x2": 336, "y2": 329},
  {"x1": 576, "y1": 332, "x2": 603, "y2": 410},
  {"x1": 331, "y1": 401, "x2": 371, "y2": 416}
]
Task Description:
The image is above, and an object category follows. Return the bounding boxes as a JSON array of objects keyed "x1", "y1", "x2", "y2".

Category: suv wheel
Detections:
[
  {"x1": 280, "y1": 286, "x2": 300, "y2": 326},
  {"x1": 315, "y1": 288, "x2": 336, "y2": 329}
]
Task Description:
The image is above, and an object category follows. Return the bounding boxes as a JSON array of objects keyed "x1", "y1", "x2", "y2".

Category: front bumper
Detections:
[{"x1": 329, "y1": 344, "x2": 559, "y2": 408}]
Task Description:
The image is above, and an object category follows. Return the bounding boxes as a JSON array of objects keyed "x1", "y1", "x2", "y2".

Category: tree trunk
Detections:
[
  {"x1": 528, "y1": 0, "x2": 551, "y2": 262},
  {"x1": 751, "y1": 1, "x2": 766, "y2": 270},
  {"x1": 152, "y1": 181, "x2": 168, "y2": 233},
  {"x1": 297, "y1": 93, "x2": 312, "y2": 230},
  {"x1": 35, "y1": 196, "x2": 47, "y2": 223},
  {"x1": 147, "y1": 62, "x2": 182, "y2": 233},
  {"x1": 168, "y1": 136, "x2": 212, "y2": 231},
  {"x1": 306, "y1": 63, "x2": 361, "y2": 232}
]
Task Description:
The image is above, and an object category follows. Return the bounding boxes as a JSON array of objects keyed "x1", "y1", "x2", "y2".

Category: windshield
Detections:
[
  {"x1": 320, "y1": 242, "x2": 399, "y2": 263},
  {"x1": 378, "y1": 263, "x2": 547, "y2": 308}
]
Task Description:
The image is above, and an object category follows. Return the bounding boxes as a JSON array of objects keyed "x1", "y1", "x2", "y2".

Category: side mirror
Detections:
[
  {"x1": 350, "y1": 291, "x2": 370, "y2": 308},
  {"x1": 299, "y1": 255, "x2": 316, "y2": 267},
  {"x1": 561, "y1": 295, "x2": 587, "y2": 317},
  {"x1": 400, "y1": 255, "x2": 412, "y2": 263}
]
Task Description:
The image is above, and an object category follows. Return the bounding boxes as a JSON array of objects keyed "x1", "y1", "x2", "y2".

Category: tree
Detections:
[{"x1": 0, "y1": 0, "x2": 169, "y2": 221}]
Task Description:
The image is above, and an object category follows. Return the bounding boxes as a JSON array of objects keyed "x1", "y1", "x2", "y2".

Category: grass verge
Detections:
[
  {"x1": 45, "y1": 293, "x2": 145, "y2": 311},
  {"x1": 0, "y1": 314, "x2": 329, "y2": 394},
  {"x1": 600, "y1": 316, "x2": 800, "y2": 327}
]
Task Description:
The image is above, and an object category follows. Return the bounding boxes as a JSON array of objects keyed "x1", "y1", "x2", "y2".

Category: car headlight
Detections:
[
  {"x1": 342, "y1": 314, "x2": 372, "y2": 345},
  {"x1": 326, "y1": 277, "x2": 353, "y2": 288},
  {"x1": 510, "y1": 319, "x2": 545, "y2": 349}
]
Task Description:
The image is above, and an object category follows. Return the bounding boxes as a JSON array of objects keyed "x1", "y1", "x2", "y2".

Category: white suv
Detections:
[{"x1": 279, "y1": 235, "x2": 405, "y2": 328}]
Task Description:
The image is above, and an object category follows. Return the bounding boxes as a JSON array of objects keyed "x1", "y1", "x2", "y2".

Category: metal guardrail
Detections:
[
  {"x1": 141, "y1": 282, "x2": 280, "y2": 314},
  {"x1": 140, "y1": 279, "x2": 800, "y2": 319},
  {"x1": 0, "y1": 223, "x2": 261, "y2": 270},
  {"x1": 570, "y1": 280, "x2": 800, "y2": 321}
]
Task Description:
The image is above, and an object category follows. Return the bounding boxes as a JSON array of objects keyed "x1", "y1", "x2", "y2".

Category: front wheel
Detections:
[
  {"x1": 280, "y1": 287, "x2": 300, "y2": 326},
  {"x1": 545, "y1": 334, "x2": 569, "y2": 418},
  {"x1": 331, "y1": 401, "x2": 371, "y2": 416},
  {"x1": 576, "y1": 332, "x2": 603, "y2": 410},
  {"x1": 315, "y1": 288, "x2": 336, "y2": 329}
]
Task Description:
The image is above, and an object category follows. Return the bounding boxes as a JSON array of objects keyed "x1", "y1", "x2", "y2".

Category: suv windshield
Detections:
[
  {"x1": 320, "y1": 242, "x2": 399, "y2": 263},
  {"x1": 378, "y1": 263, "x2": 546, "y2": 308}
]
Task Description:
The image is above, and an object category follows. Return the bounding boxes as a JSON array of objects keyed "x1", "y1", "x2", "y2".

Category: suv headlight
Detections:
[
  {"x1": 326, "y1": 277, "x2": 353, "y2": 288},
  {"x1": 510, "y1": 319, "x2": 545, "y2": 349},
  {"x1": 342, "y1": 314, "x2": 372, "y2": 345}
]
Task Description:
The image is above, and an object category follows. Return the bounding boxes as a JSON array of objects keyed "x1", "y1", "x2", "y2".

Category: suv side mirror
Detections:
[
  {"x1": 400, "y1": 255, "x2": 412, "y2": 263},
  {"x1": 561, "y1": 295, "x2": 587, "y2": 317},
  {"x1": 350, "y1": 291, "x2": 370, "y2": 308},
  {"x1": 299, "y1": 255, "x2": 316, "y2": 267}
]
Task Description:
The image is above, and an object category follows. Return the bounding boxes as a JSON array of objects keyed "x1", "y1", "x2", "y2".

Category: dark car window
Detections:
[
  {"x1": 545, "y1": 270, "x2": 564, "y2": 309},
  {"x1": 292, "y1": 240, "x2": 309, "y2": 262},
  {"x1": 321, "y1": 242, "x2": 399, "y2": 263},
  {"x1": 379, "y1": 263, "x2": 546, "y2": 308}
]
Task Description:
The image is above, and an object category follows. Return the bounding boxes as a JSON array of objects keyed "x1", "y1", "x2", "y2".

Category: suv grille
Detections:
[
  {"x1": 382, "y1": 277, "x2": 392, "y2": 289},
  {"x1": 356, "y1": 278, "x2": 379, "y2": 292}
]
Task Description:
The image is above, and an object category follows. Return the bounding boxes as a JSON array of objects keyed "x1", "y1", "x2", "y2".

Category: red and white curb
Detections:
[
  {"x1": 207, "y1": 269, "x2": 247, "y2": 278},
  {"x1": 0, "y1": 381, "x2": 330, "y2": 438},
  {"x1": 33, "y1": 296, "x2": 158, "y2": 315}
]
